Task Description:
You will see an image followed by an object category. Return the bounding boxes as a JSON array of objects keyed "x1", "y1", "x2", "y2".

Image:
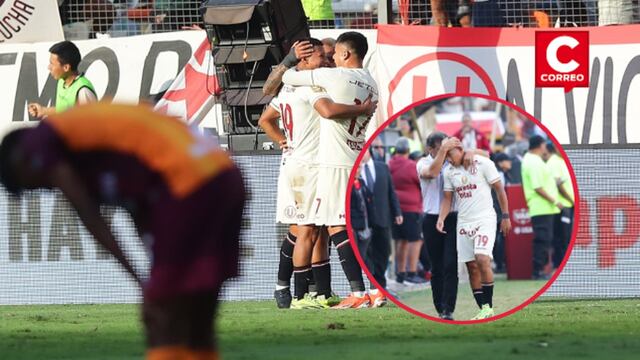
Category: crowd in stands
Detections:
[{"x1": 57, "y1": 1, "x2": 640, "y2": 40}]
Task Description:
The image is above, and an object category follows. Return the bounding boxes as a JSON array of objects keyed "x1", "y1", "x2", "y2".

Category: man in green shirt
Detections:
[
  {"x1": 545, "y1": 141, "x2": 575, "y2": 269},
  {"x1": 28, "y1": 41, "x2": 97, "y2": 119},
  {"x1": 521, "y1": 135, "x2": 563, "y2": 280},
  {"x1": 301, "y1": 0, "x2": 335, "y2": 27}
]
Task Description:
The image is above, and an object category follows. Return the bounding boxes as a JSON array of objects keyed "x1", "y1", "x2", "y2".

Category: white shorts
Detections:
[
  {"x1": 314, "y1": 166, "x2": 349, "y2": 226},
  {"x1": 456, "y1": 218, "x2": 496, "y2": 263},
  {"x1": 276, "y1": 157, "x2": 318, "y2": 225}
]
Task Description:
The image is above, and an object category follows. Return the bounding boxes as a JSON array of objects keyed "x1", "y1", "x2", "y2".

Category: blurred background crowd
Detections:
[{"x1": 57, "y1": 1, "x2": 640, "y2": 40}]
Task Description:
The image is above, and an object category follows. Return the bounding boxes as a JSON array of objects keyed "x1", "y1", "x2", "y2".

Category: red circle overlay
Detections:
[
  {"x1": 345, "y1": 93, "x2": 580, "y2": 325},
  {"x1": 387, "y1": 52, "x2": 499, "y2": 116}
]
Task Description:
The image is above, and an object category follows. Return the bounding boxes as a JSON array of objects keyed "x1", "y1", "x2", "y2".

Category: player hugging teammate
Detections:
[{"x1": 260, "y1": 32, "x2": 380, "y2": 309}]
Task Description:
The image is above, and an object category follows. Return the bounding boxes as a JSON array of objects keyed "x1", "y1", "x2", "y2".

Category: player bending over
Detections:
[
  {"x1": 437, "y1": 144, "x2": 510, "y2": 320},
  {"x1": 0, "y1": 103, "x2": 245, "y2": 360}
]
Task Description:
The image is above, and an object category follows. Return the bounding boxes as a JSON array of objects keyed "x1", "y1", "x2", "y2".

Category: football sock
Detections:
[
  {"x1": 472, "y1": 288, "x2": 484, "y2": 308},
  {"x1": 277, "y1": 232, "x2": 296, "y2": 288},
  {"x1": 311, "y1": 260, "x2": 332, "y2": 298},
  {"x1": 331, "y1": 230, "x2": 365, "y2": 292},
  {"x1": 407, "y1": 271, "x2": 417, "y2": 278},
  {"x1": 482, "y1": 282, "x2": 494, "y2": 307},
  {"x1": 293, "y1": 266, "x2": 312, "y2": 300}
]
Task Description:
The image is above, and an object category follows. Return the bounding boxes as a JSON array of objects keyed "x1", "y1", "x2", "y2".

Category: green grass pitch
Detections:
[
  {"x1": 399, "y1": 274, "x2": 548, "y2": 319},
  {"x1": 1, "y1": 299, "x2": 639, "y2": 359}
]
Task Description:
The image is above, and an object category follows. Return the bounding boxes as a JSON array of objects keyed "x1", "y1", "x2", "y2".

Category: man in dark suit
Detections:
[{"x1": 360, "y1": 147, "x2": 403, "y2": 292}]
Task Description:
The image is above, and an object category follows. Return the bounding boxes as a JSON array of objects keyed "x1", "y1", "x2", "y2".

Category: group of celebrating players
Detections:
[{"x1": 259, "y1": 32, "x2": 385, "y2": 309}]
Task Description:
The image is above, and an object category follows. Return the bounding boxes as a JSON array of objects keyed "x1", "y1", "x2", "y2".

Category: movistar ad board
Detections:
[{"x1": 376, "y1": 25, "x2": 640, "y2": 145}]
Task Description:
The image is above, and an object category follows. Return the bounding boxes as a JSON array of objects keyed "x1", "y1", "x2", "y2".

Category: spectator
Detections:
[
  {"x1": 154, "y1": 0, "x2": 202, "y2": 32},
  {"x1": 495, "y1": 152, "x2": 522, "y2": 184},
  {"x1": 430, "y1": 0, "x2": 471, "y2": 27},
  {"x1": 388, "y1": 138, "x2": 426, "y2": 286},
  {"x1": 28, "y1": 41, "x2": 97, "y2": 119},
  {"x1": 397, "y1": 118, "x2": 424, "y2": 157},
  {"x1": 370, "y1": 137, "x2": 386, "y2": 162},
  {"x1": 544, "y1": 142, "x2": 575, "y2": 269},
  {"x1": 599, "y1": 0, "x2": 634, "y2": 25},
  {"x1": 360, "y1": 148, "x2": 403, "y2": 292},
  {"x1": 453, "y1": 113, "x2": 491, "y2": 153},
  {"x1": 301, "y1": 0, "x2": 335, "y2": 28},
  {"x1": 521, "y1": 135, "x2": 562, "y2": 280}
]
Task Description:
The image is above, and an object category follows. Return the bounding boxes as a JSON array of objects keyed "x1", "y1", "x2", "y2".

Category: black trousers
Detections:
[
  {"x1": 367, "y1": 225, "x2": 391, "y2": 289},
  {"x1": 422, "y1": 213, "x2": 458, "y2": 314},
  {"x1": 531, "y1": 214, "x2": 555, "y2": 276},
  {"x1": 553, "y1": 207, "x2": 574, "y2": 268}
]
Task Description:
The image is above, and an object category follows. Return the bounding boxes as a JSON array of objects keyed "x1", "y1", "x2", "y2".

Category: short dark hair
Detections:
[
  {"x1": 49, "y1": 41, "x2": 82, "y2": 72},
  {"x1": 336, "y1": 31, "x2": 368, "y2": 59},
  {"x1": 426, "y1": 131, "x2": 447, "y2": 149},
  {"x1": 546, "y1": 141, "x2": 557, "y2": 154},
  {"x1": 300, "y1": 37, "x2": 323, "y2": 48},
  {"x1": 0, "y1": 128, "x2": 29, "y2": 195},
  {"x1": 529, "y1": 135, "x2": 546, "y2": 150}
]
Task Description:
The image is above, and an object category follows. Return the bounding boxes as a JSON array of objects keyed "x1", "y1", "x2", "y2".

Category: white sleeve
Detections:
[
  {"x1": 269, "y1": 95, "x2": 281, "y2": 113},
  {"x1": 480, "y1": 156, "x2": 502, "y2": 184},
  {"x1": 443, "y1": 169, "x2": 454, "y2": 191},
  {"x1": 417, "y1": 156, "x2": 435, "y2": 182},
  {"x1": 305, "y1": 86, "x2": 331, "y2": 106},
  {"x1": 77, "y1": 87, "x2": 97, "y2": 104},
  {"x1": 282, "y1": 68, "x2": 315, "y2": 86},
  {"x1": 282, "y1": 68, "x2": 333, "y2": 89}
]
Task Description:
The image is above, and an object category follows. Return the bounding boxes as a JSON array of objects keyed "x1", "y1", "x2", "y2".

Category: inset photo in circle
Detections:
[{"x1": 347, "y1": 95, "x2": 579, "y2": 323}]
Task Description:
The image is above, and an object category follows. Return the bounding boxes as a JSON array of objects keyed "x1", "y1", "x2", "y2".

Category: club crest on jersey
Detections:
[
  {"x1": 310, "y1": 85, "x2": 327, "y2": 93},
  {"x1": 461, "y1": 175, "x2": 469, "y2": 185},
  {"x1": 284, "y1": 206, "x2": 297, "y2": 219}
]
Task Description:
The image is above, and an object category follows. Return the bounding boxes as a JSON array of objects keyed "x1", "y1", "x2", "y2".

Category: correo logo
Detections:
[{"x1": 535, "y1": 31, "x2": 589, "y2": 93}]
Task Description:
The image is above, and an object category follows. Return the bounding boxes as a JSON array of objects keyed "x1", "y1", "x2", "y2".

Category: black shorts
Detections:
[{"x1": 392, "y1": 212, "x2": 423, "y2": 241}]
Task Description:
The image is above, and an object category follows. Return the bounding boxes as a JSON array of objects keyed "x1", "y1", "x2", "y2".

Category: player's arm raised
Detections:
[
  {"x1": 313, "y1": 94, "x2": 377, "y2": 119},
  {"x1": 50, "y1": 161, "x2": 142, "y2": 286},
  {"x1": 258, "y1": 106, "x2": 287, "y2": 149},
  {"x1": 420, "y1": 137, "x2": 458, "y2": 180},
  {"x1": 492, "y1": 180, "x2": 511, "y2": 235},
  {"x1": 436, "y1": 191, "x2": 453, "y2": 233},
  {"x1": 263, "y1": 41, "x2": 313, "y2": 96}
]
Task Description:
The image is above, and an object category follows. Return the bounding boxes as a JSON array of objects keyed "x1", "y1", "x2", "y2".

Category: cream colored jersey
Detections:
[
  {"x1": 443, "y1": 155, "x2": 501, "y2": 223},
  {"x1": 269, "y1": 84, "x2": 327, "y2": 163},
  {"x1": 282, "y1": 67, "x2": 378, "y2": 167}
]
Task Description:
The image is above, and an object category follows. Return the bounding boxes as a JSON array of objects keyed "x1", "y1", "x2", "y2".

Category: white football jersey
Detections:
[
  {"x1": 282, "y1": 67, "x2": 378, "y2": 167},
  {"x1": 443, "y1": 155, "x2": 501, "y2": 223},
  {"x1": 270, "y1": 84, "x2": 327, "y2": 163}
]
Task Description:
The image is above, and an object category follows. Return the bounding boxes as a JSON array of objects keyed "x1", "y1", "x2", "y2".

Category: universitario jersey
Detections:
[
  {"x1": 282, "y1": 67, "x2": 378, "y2": 167},
  {"x1": 443, "y1": 155, "x2": 501, "y2": 223},
  {"x1": 270, "y1": 84, "x2": 326, "y2": 164}
]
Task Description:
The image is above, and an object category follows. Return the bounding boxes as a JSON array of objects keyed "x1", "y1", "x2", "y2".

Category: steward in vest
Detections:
[{"x1": 28, "y1": 41, "x2": 96, "y2": 119}]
